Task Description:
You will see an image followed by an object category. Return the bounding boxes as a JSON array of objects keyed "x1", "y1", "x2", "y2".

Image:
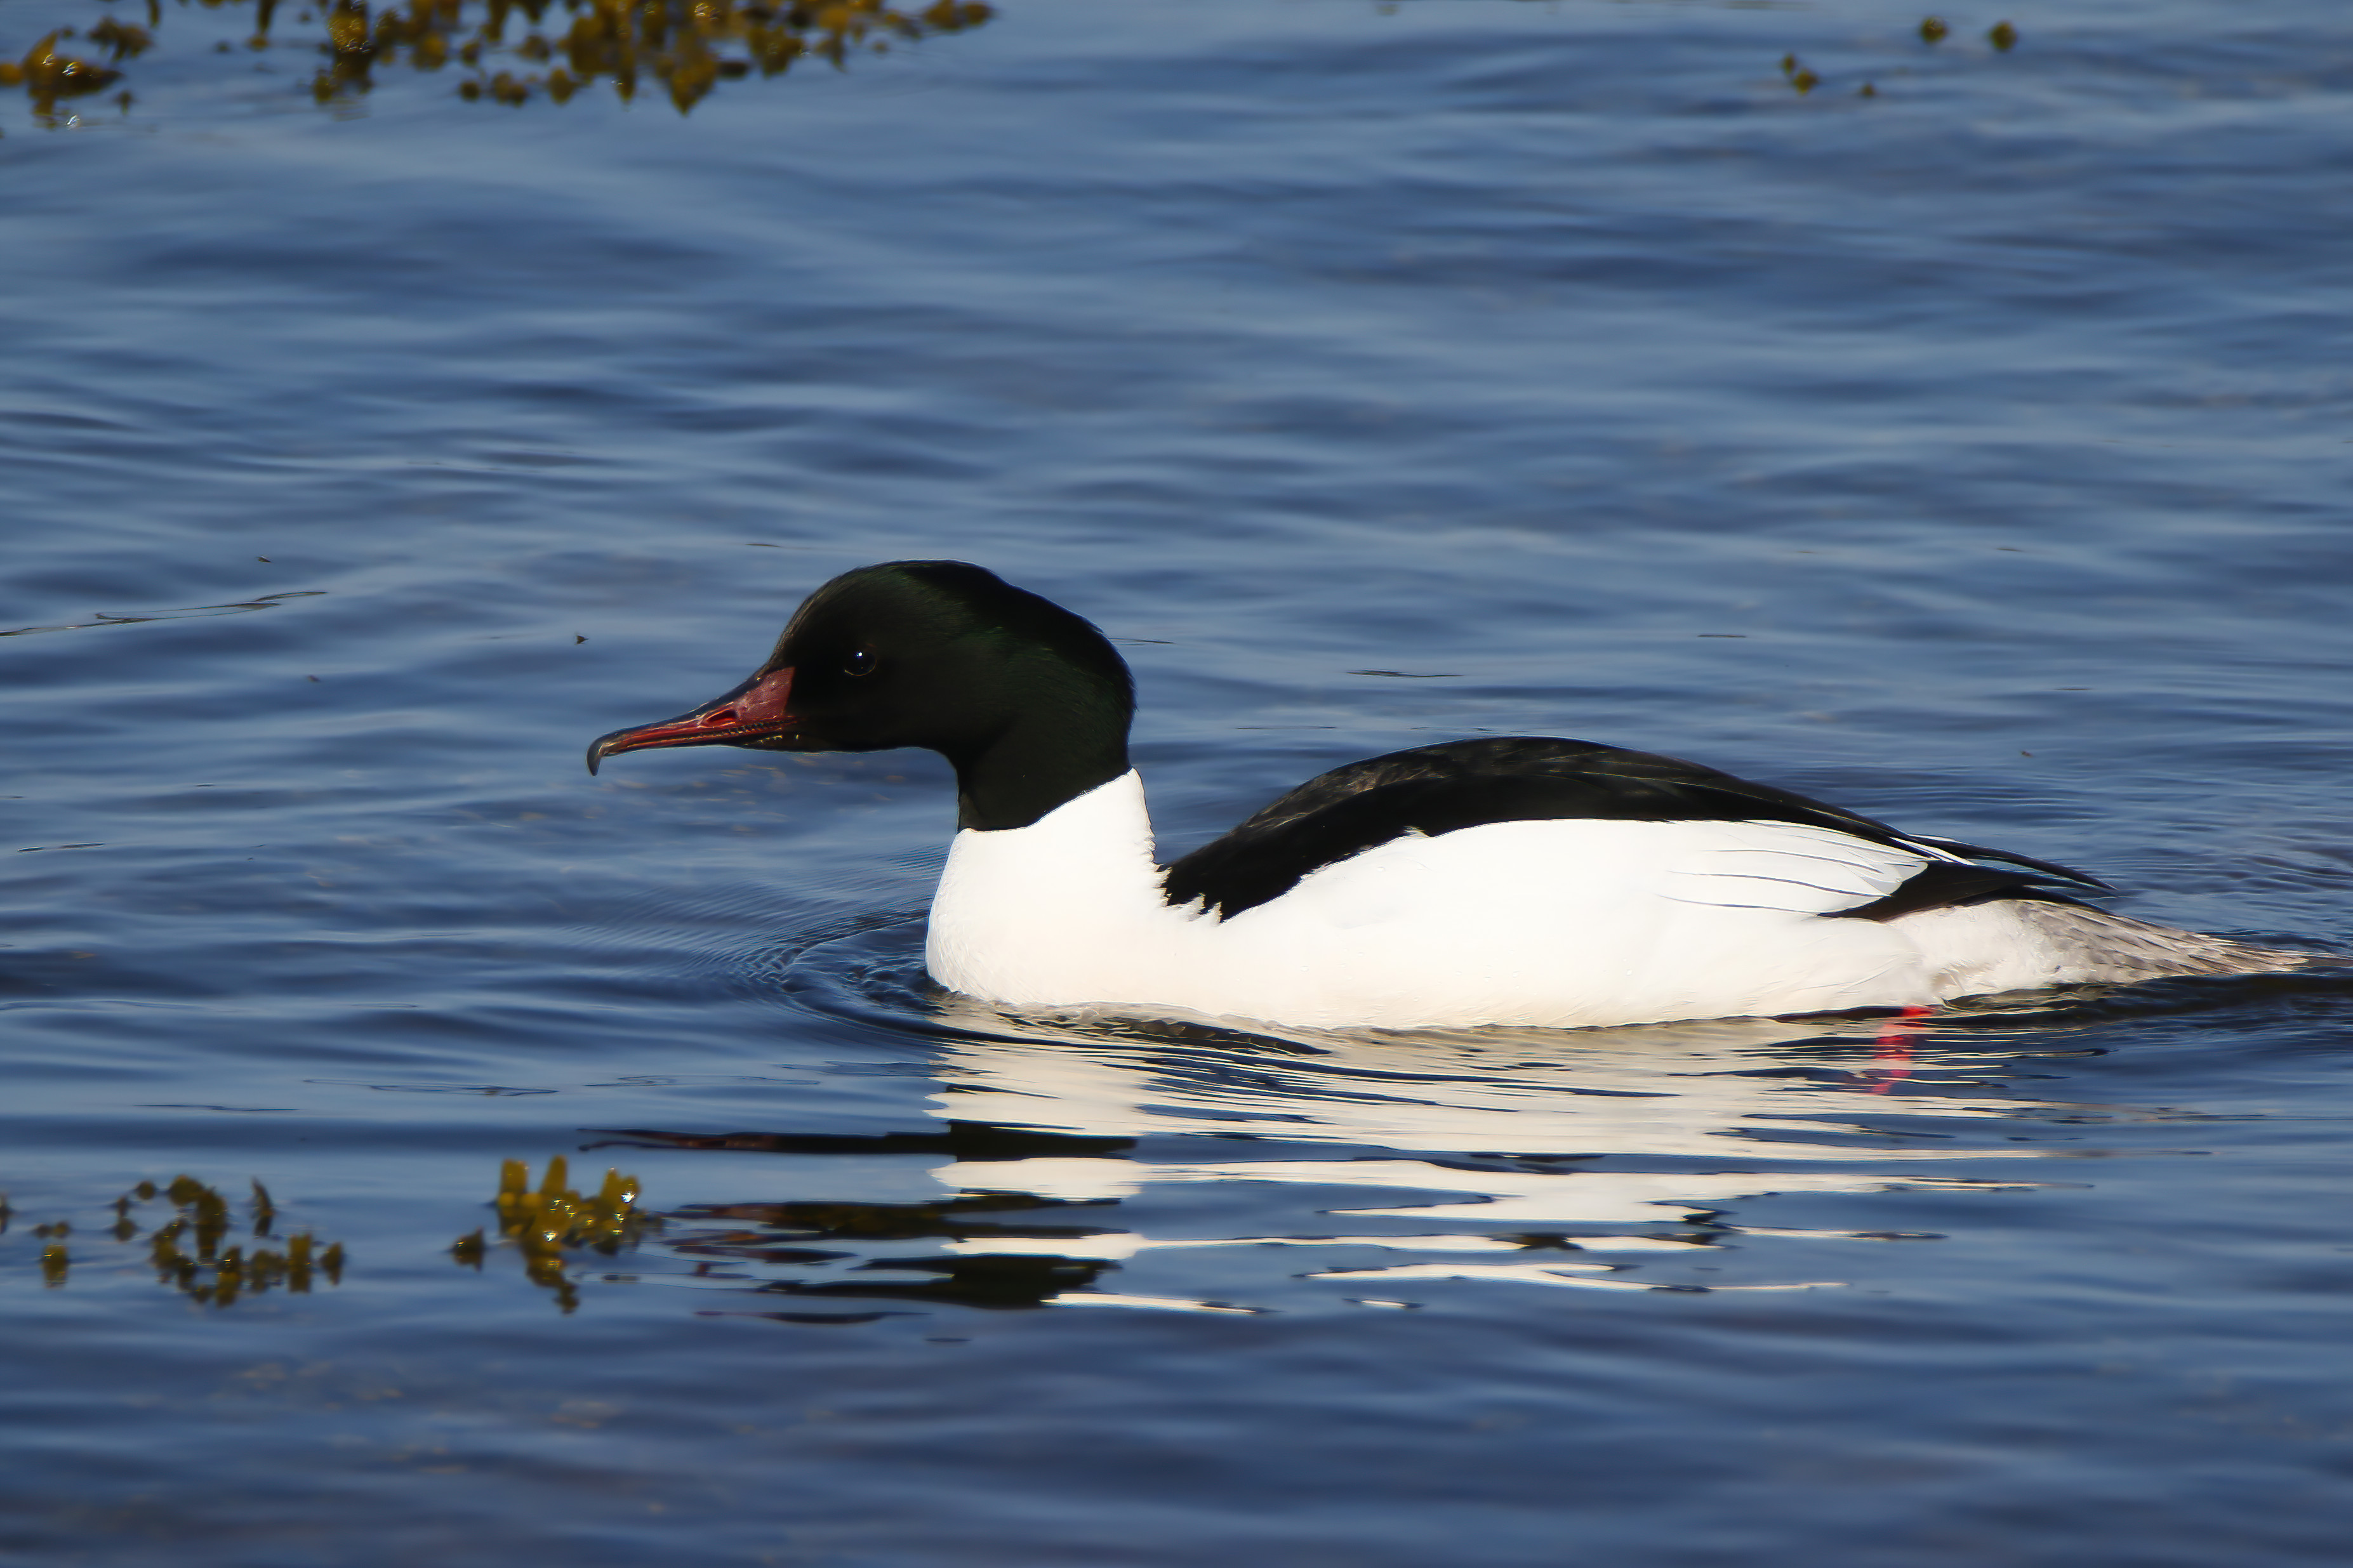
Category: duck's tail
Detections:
[{"x1": 2008, "y1": 900, "x2": 2319, "y2": 982}]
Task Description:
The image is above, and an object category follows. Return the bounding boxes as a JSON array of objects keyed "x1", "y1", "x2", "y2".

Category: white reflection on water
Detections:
[
  {"x1": 926, "y1": 1005, "x2": 2029, "y2": 1161},
  {"x1": 858, "y1": 999, "x2": 2071, "y2": 1307}
]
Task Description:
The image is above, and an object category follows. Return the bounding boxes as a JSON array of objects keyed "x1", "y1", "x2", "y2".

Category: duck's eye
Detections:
[{"x1": 843, "y1": 649, "x2": 878, "y2": 677}]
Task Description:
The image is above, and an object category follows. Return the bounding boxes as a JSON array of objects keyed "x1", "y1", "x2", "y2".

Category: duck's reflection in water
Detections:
[{"x1": 589, "y1": 996, "x2": 2101, "y2": 1319}]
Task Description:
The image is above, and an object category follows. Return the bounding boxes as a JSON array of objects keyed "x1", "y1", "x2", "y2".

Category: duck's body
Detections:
[
  {"x1": 590, "y1": 562, "x2": 2309, "y2": 1031},
  {"x1": 927, "y1": 765, "x2": 2288, "y2": 1030}
]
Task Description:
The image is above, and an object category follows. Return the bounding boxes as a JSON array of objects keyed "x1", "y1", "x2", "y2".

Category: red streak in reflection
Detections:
[{"x1": 1863, "y1": 1005, "x2": 1933, "y2": 1095}]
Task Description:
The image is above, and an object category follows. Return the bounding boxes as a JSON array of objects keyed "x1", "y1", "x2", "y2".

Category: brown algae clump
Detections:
[
  {"x1": 6, "y1": 0, "x2": 994, "y2": 115},
  {"x1": 1, "y1": 30, "x2": 123, "y2": 114},
  {"x1": 453, "y1": 1156, "x2": 655, "y2": 1313},
  {"x1": 9, "y1": 1175, "x2": 345, "y2": 1307}
]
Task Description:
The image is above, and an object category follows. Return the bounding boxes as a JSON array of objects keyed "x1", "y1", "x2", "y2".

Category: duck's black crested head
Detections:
[
  {"x1": 588, "y1": 561, "x2": 1136, "y2": 831},
  {"x1": 771, "y1": 561, "x2": 1134, "y2": 760}
]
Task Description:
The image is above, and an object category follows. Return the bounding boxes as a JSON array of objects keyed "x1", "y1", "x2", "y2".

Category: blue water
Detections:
[{"x1": 4, "y1": 1, "x2": 2352, "y2": 1561}]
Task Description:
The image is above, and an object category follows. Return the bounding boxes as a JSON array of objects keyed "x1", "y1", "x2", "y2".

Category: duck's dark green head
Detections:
[{"x1": 587, "y1": 561, "x2": 1136, "y2": 830}]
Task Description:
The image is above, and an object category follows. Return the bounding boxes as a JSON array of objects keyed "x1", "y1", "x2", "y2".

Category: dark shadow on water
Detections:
[{"x1": 583, "y1": 1120, "x2": 1136, "y2": 1160}]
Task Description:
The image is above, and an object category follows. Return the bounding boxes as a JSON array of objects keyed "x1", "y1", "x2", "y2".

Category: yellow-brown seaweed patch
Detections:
[
  {"x1": 454, "y1": 1156, "x2": 655, "y2": 1313},
  {"x1": 5, "y1": 0, "x2": 993, "y2": 116},
  {"x1": 7, "y1": 1175, "x2": 346, "y2": 1307},
  {"x1": 3, "y1": 30, "x2": 124, "y2": 115}
]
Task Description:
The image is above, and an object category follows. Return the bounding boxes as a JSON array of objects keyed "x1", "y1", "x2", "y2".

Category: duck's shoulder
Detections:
[{"x1": 1159, "y1": 737, "x2": 2102, "y2": 920}]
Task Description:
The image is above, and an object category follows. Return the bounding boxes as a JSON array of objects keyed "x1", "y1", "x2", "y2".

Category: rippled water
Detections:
[{"x1": 5, "y1": 1, "x2": 2352, "y2": 1562}]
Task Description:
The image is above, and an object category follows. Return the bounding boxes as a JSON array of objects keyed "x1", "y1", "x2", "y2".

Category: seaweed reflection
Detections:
[{"x1": 3, "y1": 0, "x2": 992, "y2": 119}]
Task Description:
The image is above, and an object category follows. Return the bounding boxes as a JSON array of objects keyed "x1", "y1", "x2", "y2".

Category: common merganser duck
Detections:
[{"x1": 588, "y1": 561, "x2": 2307, "y2": 1030}]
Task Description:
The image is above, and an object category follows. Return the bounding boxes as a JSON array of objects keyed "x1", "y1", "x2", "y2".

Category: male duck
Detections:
[{"x1": 588, "y1": 561, "x2": 2305, "y2": 1030}]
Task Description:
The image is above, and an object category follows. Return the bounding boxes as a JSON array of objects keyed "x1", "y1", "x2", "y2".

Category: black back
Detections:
[{"x1": 1160, "y1": 737, "x2": 2107, "y2": 921}]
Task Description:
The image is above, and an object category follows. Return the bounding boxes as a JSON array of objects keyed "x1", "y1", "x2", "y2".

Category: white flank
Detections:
[{"x1": 922, "y1": 770, "x2": 2293, "y2": 1030}]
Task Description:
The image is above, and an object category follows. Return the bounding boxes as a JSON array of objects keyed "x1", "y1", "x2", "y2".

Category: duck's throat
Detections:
[{"x1": 950, "y1": 714, "x2": 1132, "y2": 832}]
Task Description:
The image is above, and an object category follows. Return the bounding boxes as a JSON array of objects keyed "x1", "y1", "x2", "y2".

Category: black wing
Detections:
[{"x1": 1158, "y1": 737, "x2": 2108, "y2": 920}]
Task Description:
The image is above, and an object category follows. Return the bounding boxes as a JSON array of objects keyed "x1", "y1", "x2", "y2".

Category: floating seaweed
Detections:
[
  {"x1": 1774, "y1": 16, "x2": 2020, "y2": 103},
  {"x1": 8, "y1": 1175, "x2": 345, "y2": 1307},
  {"x1": 4, "y1": 0, "x2": 994, "y2": 117},
  {"x1": 453, "y1": 1156, "x2": 654, "y2": 1313},
  {"x1": 0, "y1": 30, "x2": 123, "y2": 116}
]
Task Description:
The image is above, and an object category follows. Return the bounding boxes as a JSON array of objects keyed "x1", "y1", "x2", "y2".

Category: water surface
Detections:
[{"x1": 4, "y1": 1, "x2": 2352, "y2": 1562}]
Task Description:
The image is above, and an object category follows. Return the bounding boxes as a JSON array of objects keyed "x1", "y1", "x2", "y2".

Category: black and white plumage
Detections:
[
  {"x1": 1159, "y1": 735, "x2": 2102, "y2": 922},
  {"x1": 588, "y1": 561, "x2": 2308, "y2": 1030}
]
